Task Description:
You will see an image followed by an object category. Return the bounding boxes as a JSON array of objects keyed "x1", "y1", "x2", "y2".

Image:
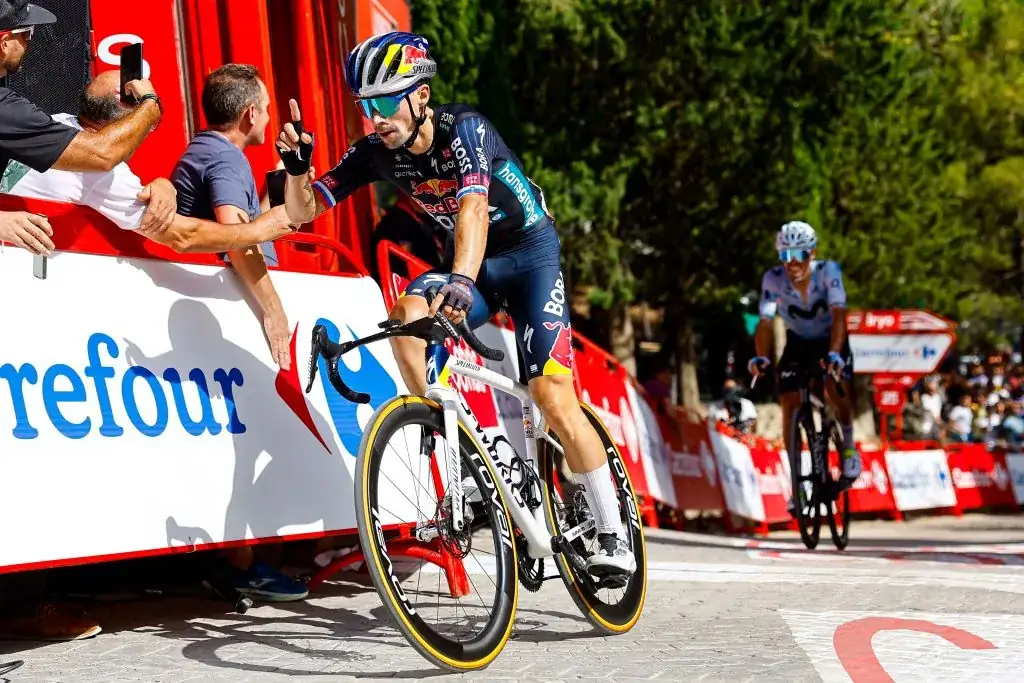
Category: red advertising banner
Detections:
[
  {"x1": 947, "y1": 446, "x2": 1017, "y2": 511},
  {"x1": 846, "y1": 447, "x2": 898, "y2": 514},
  {"x1": 575, "y1": 340, "x2": 650, "y2": 497},
  {"x1": 90, "y1": 2, "x2": 191, "y2": 183},
  {"x1": 667, "y1": 415, "x2": 725, "y2": 512},
  {"x1": 750, "y1": 444, "x2": 791, "y2": 523}
]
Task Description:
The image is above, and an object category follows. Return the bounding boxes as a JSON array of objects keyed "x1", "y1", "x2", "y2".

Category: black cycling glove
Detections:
[{"x1": 278, "y1": 120, "x2": 315, "y2": 176}]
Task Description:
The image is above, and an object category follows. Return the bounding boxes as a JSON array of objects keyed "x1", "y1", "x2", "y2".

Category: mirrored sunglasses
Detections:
[
  {"x1": 779, "y1": 248, "x2": 812, "y2": 263},
  {"x1": 357, "y1": 93, "x2": 404, "y2": 119}
]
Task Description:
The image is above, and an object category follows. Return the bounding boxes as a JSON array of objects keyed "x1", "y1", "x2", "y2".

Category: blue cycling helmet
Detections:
[{"x1": 345, "y1": 32, "x2": 437, "y2": 99}]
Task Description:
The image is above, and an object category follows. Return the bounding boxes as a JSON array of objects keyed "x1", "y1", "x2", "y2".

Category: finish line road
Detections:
[{"x1": 6, "y1": 514, "x2": 1024, "y2": 682}]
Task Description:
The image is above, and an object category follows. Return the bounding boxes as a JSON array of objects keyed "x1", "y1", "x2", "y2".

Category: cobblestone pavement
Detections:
[{"x1": 3, "y1": 514, "x2": 1023, "y2": 682}]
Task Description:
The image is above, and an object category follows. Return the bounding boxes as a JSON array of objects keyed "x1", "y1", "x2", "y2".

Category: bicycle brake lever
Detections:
[{"x1": 305, "y1": 325, "x2": 328, "y2": 394}]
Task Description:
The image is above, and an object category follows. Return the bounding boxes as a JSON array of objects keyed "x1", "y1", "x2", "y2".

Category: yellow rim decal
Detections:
[{"x1": 545, "y1": 402, "x2": 647, "y2": 632}]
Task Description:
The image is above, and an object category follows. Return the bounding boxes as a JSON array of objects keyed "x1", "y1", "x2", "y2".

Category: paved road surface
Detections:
[{"x1": 4, "y1": 514, "x2": 1024, "y2": 682}]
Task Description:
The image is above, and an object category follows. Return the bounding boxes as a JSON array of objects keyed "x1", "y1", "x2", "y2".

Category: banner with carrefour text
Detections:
[
  {"x1": 0, "y1": 250, "x2": 417, "y2": 571},
  {"x1": 885, "y1": 449, "x2": 957, "y2": 511}
]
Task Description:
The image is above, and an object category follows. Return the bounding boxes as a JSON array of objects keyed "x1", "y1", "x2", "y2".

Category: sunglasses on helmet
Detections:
[
  {"x1": 779, "y1": 248, "x2": 812, "y2": 263},
  {"x1": 356, "y1": 93, "x2": 405, "y2": 119}
]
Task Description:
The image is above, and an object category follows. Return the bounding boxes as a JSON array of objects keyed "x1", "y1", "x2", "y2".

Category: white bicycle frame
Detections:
[{"x1": 418, "y1": 348, "x2": 593, "y2": 560}]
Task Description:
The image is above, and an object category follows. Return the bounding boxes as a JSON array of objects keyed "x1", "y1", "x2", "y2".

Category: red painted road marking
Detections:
[{"x1": 833, "y1": 617, "x2": 997, "y2": 683}]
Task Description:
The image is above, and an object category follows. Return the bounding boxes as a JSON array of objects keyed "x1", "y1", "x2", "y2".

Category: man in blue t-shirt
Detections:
[
  {"x1": 173, "y1": 64, "x2": 292, "y2": 370},
  {"x1": 172, "y1": 64, "x2": 307, "y2": 602}
]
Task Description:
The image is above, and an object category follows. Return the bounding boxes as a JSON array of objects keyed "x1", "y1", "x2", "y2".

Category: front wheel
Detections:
[
  {"x1": 537, "y1": 402, "x2": 647, "y2": 634},
  {"x1": 789, "y1": 404, "x2": 822, "y2": 550},
  {"x1": 354, "y1": 396, "x2": 518, "y2": 671}
]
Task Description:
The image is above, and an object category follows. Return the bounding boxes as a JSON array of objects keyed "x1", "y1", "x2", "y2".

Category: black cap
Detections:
[{"x1": 0, "y1": 0, "x2": 57, "y2": 31}]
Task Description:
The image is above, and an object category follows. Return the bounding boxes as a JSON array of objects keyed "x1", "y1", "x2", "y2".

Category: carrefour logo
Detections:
[
  {"x1": 1, "y1": 332, "x2": 246, "y2": 440},
  {"x1": 307, "y1": 318, "x2": 397, "y2": 456},
  {"x1": 1, "y1": 319, "x2": 400, "y2": 453}
]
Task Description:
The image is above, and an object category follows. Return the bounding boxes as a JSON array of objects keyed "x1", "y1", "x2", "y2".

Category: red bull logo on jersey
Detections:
[
  {"x1": 410, "y1": 179, "x2": 460, "y2": 215},
  {"x1": 542, "y1": 321, "x2": 574, "y2": 376},
  {"x1": 411, "y1": 178, "x2": 458, "y2": 197}
]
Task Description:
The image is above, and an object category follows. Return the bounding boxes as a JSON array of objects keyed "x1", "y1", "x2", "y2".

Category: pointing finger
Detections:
[{"x1": 289, "y1": 98, "x2": 301, "y2": 122}]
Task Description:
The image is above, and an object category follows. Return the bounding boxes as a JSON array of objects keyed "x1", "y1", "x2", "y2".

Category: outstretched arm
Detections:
[{"x1": 136, "y1": 179, "x2": 297, "y2": 253}]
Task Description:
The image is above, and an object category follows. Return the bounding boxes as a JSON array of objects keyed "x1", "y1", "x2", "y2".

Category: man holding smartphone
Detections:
[
  {"x1": 0, "y1": 0, "x2": 164, "y2": 255},
  {"x1": 3, "y1": 70, "x2": 300, "y2": 252}
]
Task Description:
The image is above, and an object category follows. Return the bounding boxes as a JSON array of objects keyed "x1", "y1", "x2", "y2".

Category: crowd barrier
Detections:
[{"x1": 3, "y1": 236, "x2": 1021, "y2": 579}]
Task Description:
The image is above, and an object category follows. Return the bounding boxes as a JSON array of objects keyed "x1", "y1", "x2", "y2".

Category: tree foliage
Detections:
[{"x1": 412, "y1": 0, "x2": 1024, "y2": 389}]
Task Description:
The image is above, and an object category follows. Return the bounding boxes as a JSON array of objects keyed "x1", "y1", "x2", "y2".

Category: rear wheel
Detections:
[
  {"x1": 789, "y1": 404, "x2": 821, "y2": 550},
  {"x1": 826, "y1": 419, "x2": 852, "y2": 550},
  {"x1": 537, "y1": 402, "x2": 647, "y2": 634},
  {"x1": 355, "y1": 396, "x2": 518, "y2": 671}
]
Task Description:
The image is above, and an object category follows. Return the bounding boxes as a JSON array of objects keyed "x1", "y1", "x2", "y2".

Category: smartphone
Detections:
[
  {"x1": 266, "y1": 169, "x2": 287, "y2": 208},
  {"x1": 33, "y1": 254, "x2": 47, "y2": 280},
  {"x1": 119, "y1": 42, "x2": 144, "y2": 104}
]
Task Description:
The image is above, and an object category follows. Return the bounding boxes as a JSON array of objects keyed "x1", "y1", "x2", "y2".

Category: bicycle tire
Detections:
[
  {"x1": 537, "y1": 402, "x2": 647, "y2": 634},
  {"x1": 789, "y1": 404, "x2": 821, "y2": 550},
  {"x1": 355, "y1": 396, "x2": 518, "y2": 672},
  {"x1": 826, "y1": 419, "x2": 852, "y2": 550}
]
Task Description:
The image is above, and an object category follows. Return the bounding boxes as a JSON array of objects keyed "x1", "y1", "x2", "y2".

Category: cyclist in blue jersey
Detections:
[
  {"x1": 275, "y1": 32, "x2": 634, "y2": 578},
  {"x1": 749, "y1": 222, "x2": 863, "y2": 484}
]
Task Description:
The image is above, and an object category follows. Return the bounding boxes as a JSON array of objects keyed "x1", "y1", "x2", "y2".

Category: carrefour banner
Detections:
[
  {"x1": 0, "y1": 250, "x2": 414, "y2": 571},
  {"x1": 885, "y1": 449, "x2": 957, "y2": 511}
]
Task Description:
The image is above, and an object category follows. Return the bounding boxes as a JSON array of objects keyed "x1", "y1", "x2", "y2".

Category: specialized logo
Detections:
[{"x1": 542, "y1": 321, "x2": 574, "y2": 376}]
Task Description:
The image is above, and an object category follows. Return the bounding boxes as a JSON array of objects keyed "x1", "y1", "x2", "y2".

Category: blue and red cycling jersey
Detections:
[{"x1": 312, "y1": 103, "x2": 574, "y2": 379}]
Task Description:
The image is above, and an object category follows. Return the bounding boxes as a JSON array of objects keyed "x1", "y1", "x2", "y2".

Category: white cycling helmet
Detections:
[{"x1": 776, "y1": 221, "x2": 817, "y2": 252}]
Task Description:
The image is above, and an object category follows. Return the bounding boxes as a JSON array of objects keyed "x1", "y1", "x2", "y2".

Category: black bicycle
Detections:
[{"x1": 787, "y1": 364, "x2": 851, "y2": 550}]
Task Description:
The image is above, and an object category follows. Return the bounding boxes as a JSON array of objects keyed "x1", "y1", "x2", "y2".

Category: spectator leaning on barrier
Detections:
[
  {"x1": 1, "y1": 71, "x2": 300, "y2": 250},
  {"x1": 0, "y1": 0, "x2": 163, "y2": 255},
  {"x1": 171, "y1": 64, "x2": 307, "y2": 603}
]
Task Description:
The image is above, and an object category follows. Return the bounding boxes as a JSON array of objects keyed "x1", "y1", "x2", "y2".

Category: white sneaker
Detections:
[
  {"x1": 586, "y1": 533, "x2": 636, "y2": 579},
  {"x1": 841, "y1": 448, "x2": 862, "y2": 479}
]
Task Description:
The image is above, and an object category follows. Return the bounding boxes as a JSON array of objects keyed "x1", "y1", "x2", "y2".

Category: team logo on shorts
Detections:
[{"x1": 542, "y1": 321, "x2": 574, "y2": 376}]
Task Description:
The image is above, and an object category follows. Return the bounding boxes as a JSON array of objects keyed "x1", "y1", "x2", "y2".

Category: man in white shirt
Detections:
[
  {"x1": 919, "y1": 376, "x2": 944, "y2": 440},
  {"x1": 946, "y1": 393, "x2": 974, "y2": 443},
  {"x1": 0, "y1": 70, "x2": 301, "y2": 251}
]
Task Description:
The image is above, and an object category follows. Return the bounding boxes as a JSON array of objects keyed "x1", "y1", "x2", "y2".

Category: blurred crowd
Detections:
[{"x1": 903, "y1": 352, "x2": 1024, "y2": 447}]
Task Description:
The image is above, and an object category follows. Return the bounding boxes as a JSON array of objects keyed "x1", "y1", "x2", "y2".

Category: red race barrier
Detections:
[
  {"x1": 846, "y1": 446, "x2": 900, "y2": 517},
  {"x1": 574, "y1": 336, "x2": 649, "y2": 487},
  {"x1": 947, "y1": 445, "x2": 1017, "y2": 511},
  {"x1": 667, "y1": 415, "x2": 725, "y2": 513},
  {"x1": 749, "y1": 443, "x2": 791, "y2": 524}
]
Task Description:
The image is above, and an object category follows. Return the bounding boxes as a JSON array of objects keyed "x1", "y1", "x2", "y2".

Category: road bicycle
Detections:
[
  {"x1": 788, "y1": 364, "x2": 852, "y2": 550},
  {"x1": 305, "y1": 296, "x2": 647, "y2": 671}
]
